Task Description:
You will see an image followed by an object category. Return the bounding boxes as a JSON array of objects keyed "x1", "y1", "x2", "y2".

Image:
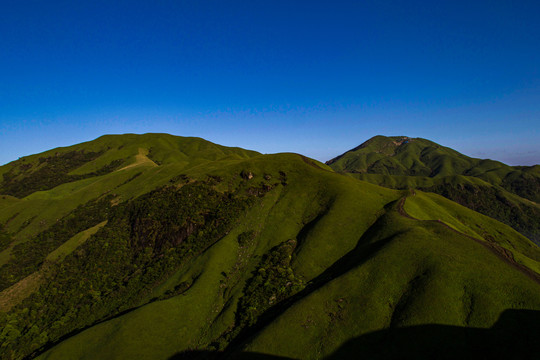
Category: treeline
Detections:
[
  {"x1": 501, "y1": 175, "x2": 540, "y2": 203},
  {"x1": 236, "y1": 239, "x2": 304, "y2": 328},
  {"x1": 0, "y1": 225, "x2": 12, "y2": 253},
  {"x1": 0, "y1": 150, "x2": 124, "y2": 198},
  {"x1": 420, "y1": 184, "x2": 540, "y2": 245},
  {"x1": 0, "y1": 179, "x2": 261, "y2": 360},
  {"x1": 0, "y1": 196, "x2": 114, "y2": 291},
  {"x1": 212, "y1": 239, "x2": 305, "y2": 350}
]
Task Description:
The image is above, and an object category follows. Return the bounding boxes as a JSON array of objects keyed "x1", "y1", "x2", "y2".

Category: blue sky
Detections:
[{"x1": 1, "y1": 0, "x2": 539, "y2": 165}]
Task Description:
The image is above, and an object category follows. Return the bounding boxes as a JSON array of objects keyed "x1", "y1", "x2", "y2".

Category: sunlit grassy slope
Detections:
[
  {"x1": 327, "y1": 135, "x2": 540, "y2": 245},
  {"x1": 0, "y1": 134, "x2": 539, "y2": 360},
  {"x1": 39, "y1": 189, "x2": 540, "y2": 360},
  {"x1": 0, "y1": 134, "x2": 259, "y2": 262},
  {"x1": 327, "y1": 136, "x2": 540, "y2": 200},
  {"x1": 240, "y1": 209, "x2": 540, "y2": 359}
]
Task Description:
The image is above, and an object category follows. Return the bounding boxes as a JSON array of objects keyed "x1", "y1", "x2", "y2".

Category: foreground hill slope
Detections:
[
  {"x1": 327, "y1": 135, "x2": 540, "y2": 244},
  {"x1": 0, "y1": 134, "x2": 539, "y2": 360}
]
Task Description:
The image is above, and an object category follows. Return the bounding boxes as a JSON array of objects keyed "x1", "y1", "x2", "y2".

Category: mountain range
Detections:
[{"x1": 0, "y1": 133, "x2": 539, "y2": 360}]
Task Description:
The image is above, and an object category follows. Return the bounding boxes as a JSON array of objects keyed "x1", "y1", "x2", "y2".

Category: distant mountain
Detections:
[
  {"x1": 0, "y1": 133, "x2": 258, "y2": 199},
  {"x1": 0, "y1": 134, "x2": 539, "y2": 360},
  {"x1": 327, "y1": 135, "x2": 540, "y2": 244}
]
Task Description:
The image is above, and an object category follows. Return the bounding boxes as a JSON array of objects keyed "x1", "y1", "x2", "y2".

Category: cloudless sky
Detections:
[{"x1": 1, "y1": 0, "x2": 539, "y2": 165}]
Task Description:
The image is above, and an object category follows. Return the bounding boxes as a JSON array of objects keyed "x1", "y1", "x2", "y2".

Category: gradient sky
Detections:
[{"x1": 1, "y1": 0, "x2": 539, "y2": 165}]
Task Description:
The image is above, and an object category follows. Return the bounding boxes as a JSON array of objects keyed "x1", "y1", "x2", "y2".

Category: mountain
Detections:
[
  {"x1": 327, "y1": 135, "x2": 540, "y2": 245},
  {"x1": 0, "y1": 134, "x2": 539, "y2": 360}
]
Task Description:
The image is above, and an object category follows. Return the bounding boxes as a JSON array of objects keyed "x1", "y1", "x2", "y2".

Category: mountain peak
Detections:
[
  {"x1": 1, "y1": 134, "x2": 540, "y2": 359},
  {"x1": 326, "y1": 135, "x2": 425, "y2": 167}
]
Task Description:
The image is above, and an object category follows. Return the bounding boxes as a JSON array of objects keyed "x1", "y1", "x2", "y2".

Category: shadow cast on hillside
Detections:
[
  {"x1": 327, "y1": 309, "x2": 540, "y2": 360},
  {"x1": 218, "y1": 215, "x2": 398, "y2": 357},
  {"x1": 170, "y1": 309, "x2": 540, "y2": 360},
  {"x1": 170, "y1": 351, "x2": 295, "y2": 359}
]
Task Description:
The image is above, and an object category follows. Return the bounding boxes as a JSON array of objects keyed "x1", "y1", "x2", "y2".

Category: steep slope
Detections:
[
  {"x1": 0, "y1": 134, "x2": 539, "y2": 360},
  {"x1": 0, "y1": 133, "x2": 258, "y2": 199},
  {"x1": 37, "y1": 189, "x2": 540, "y2": 360},
  {"x1": 234, "y1": 198, "x2": 540, "y2": 359},
  {"x1": 0, "y1": 134, "x2": 259, "y2": 269},
  {"x1": 327, "y1": 136, "x2": 540, "y2": 201},
  {"x1": 327, "y1": 135, "x2": 540, "y2": 244}
]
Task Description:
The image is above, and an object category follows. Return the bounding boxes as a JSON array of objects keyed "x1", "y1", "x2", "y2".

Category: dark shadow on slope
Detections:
[
  {"x1": 172, "y1": 309, "x2": 540, "y2": 359},
  {"x1": 326, "y1": 309, "x2": 540, "y2": 360},
  {"x1": 216, "y1": 212, "x2": 399, "y2": 357},
  {"x1": 293, "y1": 205, "x2": 331, "y2": 257},
  {"x1": 397, "y1": 195, "x2": 540, "y2": 285},
  {"x1": 168, "y1": 211, "x2": 396, "y2": 360},
  {"x1": 170, "y1": 350, "x2": 297, "y2": 360}
]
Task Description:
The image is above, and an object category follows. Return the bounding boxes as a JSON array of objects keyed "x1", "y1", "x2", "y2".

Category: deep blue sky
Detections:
[{"x1": 1, "y1": 0, "x2": 539, "y2": 165}]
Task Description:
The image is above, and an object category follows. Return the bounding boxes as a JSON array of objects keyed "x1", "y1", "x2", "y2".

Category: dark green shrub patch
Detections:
[
  {"x1": 0, "y1": 151, "x2": 124, "y2": 198},
  {"x1": 236, "y1": 240, "x2": 304, "y2": 329},
  {"x1": 420, "y1": 184, "x2": 540, "y2": 245},
  {"x1": 0, "y1": 181, "x2": 260, "y2": 359},
  {"x1": 0, "y1": 224, "x2": 13, "y2": 253},
  {"x1": 237, "y1": 231, "x2": 255, "y2": 247},
  {"x1": 0, "y1": 196, "x2": 114, "y2": 291},
  {"x1": 501, "y1": 175, "x2": 540, "y2": 203}
]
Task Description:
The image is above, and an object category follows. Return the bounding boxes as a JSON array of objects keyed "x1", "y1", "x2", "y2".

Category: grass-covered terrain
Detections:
[
  {"x1": 327, "y1": 135, "x2": 540, "y2": 245},
  {"x1": 0, "y1": 134, "x2": 539, "y2": 359},
  {"x1": 327, "y1": 136, "x2": 540, "y2": 201}
]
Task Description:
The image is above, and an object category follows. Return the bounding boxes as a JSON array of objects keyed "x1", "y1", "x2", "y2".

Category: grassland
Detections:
[
  {"x1": 0, "y1": 134, "x2": 538, "y2": 360},
  {"x1": 327, "y1": 135, "x2": 540, "y2": 245}
]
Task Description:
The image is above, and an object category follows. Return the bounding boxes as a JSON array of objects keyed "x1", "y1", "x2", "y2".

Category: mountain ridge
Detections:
[
  {"x1": 326, "y1": 135, "x2": 540, "y2": 245},
  {"x1": 0, "y1": 133, "x2": 539, "y2": 360}
]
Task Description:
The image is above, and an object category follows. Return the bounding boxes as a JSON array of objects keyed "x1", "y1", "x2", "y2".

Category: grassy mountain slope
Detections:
[
  {"x1": 327, "y1": 135, "x2": 540, "y2": 244},
  {"x1": 239, "y1": 206, "x2": 540, "y2": 359},
  {"x1": 0, "y1": 133, "x2": 258, "y2": 198},
  {"x1": 0, "y1": 134, "x2": 258, "y2": 264},
  {"x1": 0, "y1": 134, "x2": 539, "y2": 360},
  {"x1": 38, "y1": 189, "x2": 540, "y2": 360},
  {"x1": 326, "y1": 136, "x2": 540, "y2": 201}
]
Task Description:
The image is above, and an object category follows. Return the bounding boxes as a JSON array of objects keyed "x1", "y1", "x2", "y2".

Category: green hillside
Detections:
[
  {"x1": 326, "y1": 136, "x2": 540, "y2": 201},
  {"x1": 0, "y1": 134, "x2": 539, "y2": 360},
  {"x1": 327, "y1": 135, "x2": 540, "y2": 244}
]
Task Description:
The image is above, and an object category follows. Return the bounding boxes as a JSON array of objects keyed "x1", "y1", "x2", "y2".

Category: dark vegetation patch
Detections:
[
  {"x1": 279, "y1": 171, "x2": 287, "y2": 186},
  {"x1": 236, "y1": 240, "x2": 305, "y2": 328},
  {"x1": 420, "y1": 184, "x2": 540, "y2": 245},
  {"x1": 0, "y1": 196, "x2": 115, "y2": 291},
  {"x1": 212, "y1": 240, "x2": 305, "y2": 350},
  {"x1": 154, "y1": 277, "x2": 197, "y2": 302},
  {"x1": 169, "y1": 174, "x2": 189, "y2": 184},
  {"x1": 219, "y1": 213, "x2": 395, "y2": 357},
  {"x1": 146, "y1": 147, "x2": 162, "y2": 165},
  {"x1": 0, "y1": 180, "x2": 268, "y2": 359},
  {"x1": 237, "y1": 231, "x2": 255, "y2": 247},
  {"x1": 16, "y1": 216, "x2": 37, "y2": 234},
  {"x1": 0, "y1": 151, "x2": 125, "y2": 198},
  {"x1": 207, "y1": 175, "x2": 223, "y2": 183},
  {"x1": 501, "y1": 174, "x2": 540, "y2": 203},
  {"x1": 235, "y1": 170, "x2": 277, "y2": 197},
  {"x1": 240, "y1": 170, "x2": 254, "y2": 180},
  {"x1": 0, "y1": 224, "x2": 13, "y2": 253},
  {"x1": 118, "y1": 171, "x2": 143, "y2": 187}
]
